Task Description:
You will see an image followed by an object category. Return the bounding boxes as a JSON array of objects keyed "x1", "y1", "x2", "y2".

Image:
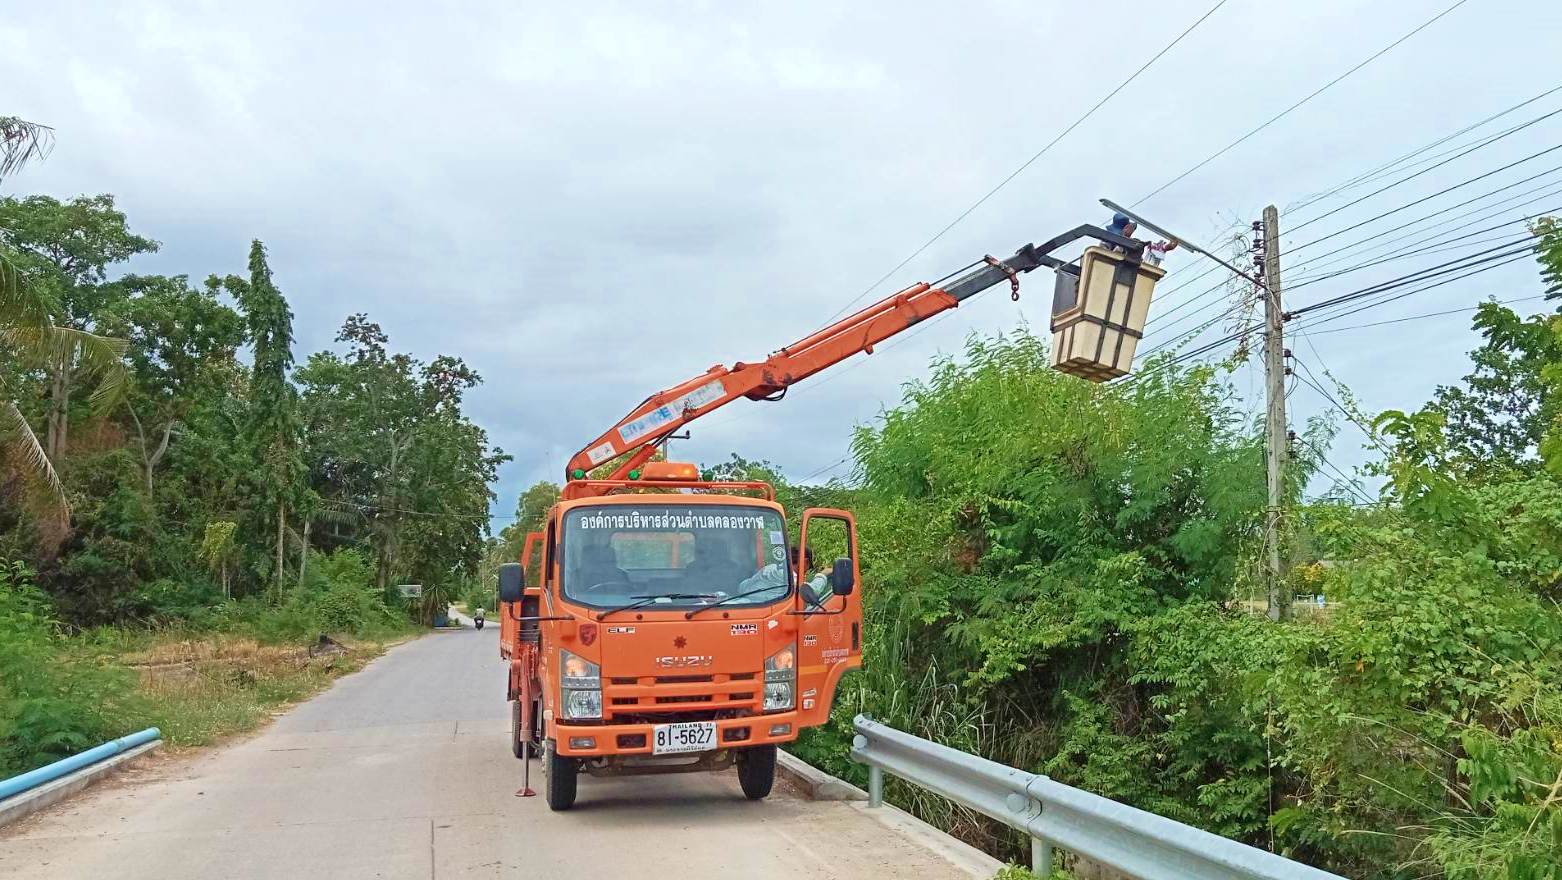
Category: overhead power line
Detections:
[
  {"x1": 796, "y1": 455, "x2": 853, "y2": 484},
  {"x1": 1290, "y1": 186, "x2": 1562, "y2": 281},
  {"x1": 1286, "y1": 105, "x2": 1562, "y2": 234},
  {"x1": 819, "y1": 0, "x2": 1233, "y2": 325},
  {"x1": 1286, "y1": 82, "x2": 1562, "y2": 213},
  {"x1": 1141, "y1": 236, "x2": 1542, "y2": 372},
  {"x1": 1294, "y1": 294, "x2": 1550, "y2": 337},
  {"x1": 1291, "y1": 238, "x2": 1539, "y2": 319},
  {"x1": 1133, "y1": 0, "x2": 1473, "y2": 206},
  {"x1": 1151, "y1": 100, "x2": 1562, "y2": 324},
  {"x1": 1290, "y1": 142, "x2": 1562, "y2": 253},
  {"x1": 1295, "y1": 249, "x2": 1536, "y2": 329},
  {"x1": 1288, "y1": 230, "x2": 1540, "y2": 292}
]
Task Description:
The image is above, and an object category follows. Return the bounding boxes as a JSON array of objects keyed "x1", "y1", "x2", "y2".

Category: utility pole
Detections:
[{"x1": 1260, "y1": 205, "x2": 1290, "y2": 621}]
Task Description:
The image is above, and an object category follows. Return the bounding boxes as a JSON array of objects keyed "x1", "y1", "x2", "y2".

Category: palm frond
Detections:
[
  {"x1": 0, "y1": 248, "x2": 55, "y2": 329},
  {"x1": 0, "y1": 116, "x2": 55, "y2": 179},
  {"x1": 0, "y1": 323, "x2": 129, "y2": 413},
  {"x1": 312, "y1": 502, "x2": 366, "y2": 528},
  {"x1": 0, "y1": 399, "x2": 69, "y2": 522}
]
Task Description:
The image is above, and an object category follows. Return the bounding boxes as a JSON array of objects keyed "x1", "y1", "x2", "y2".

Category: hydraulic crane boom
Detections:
[{"x1": 566, "y1": 223, "x2": 1137, "y2": 487}]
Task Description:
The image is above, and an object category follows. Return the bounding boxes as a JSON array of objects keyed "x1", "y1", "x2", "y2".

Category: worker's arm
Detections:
[{"x1": 565, "y1": 224, "x2": 1136, "y2": 485}]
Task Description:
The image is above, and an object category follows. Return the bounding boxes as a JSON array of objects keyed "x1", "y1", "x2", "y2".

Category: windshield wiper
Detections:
[
  {"x1": 684, "y1": 586, "x2": 788, "y2": 619},
  {"x1": 597, "y1": 593, "x2": 718, "y2": 621}
]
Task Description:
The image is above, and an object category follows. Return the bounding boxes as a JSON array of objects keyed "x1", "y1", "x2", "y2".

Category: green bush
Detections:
[{"x1": 0, "y1": 561, "x2": 149, "y2": 777}]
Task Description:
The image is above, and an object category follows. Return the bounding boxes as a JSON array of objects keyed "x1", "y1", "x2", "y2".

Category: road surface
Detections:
[{"x1": 0, "y1": 623, "x2": 992, "y2": 879}]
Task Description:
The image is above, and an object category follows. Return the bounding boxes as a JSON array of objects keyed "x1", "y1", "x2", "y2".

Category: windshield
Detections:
[{"x1": 562, "y1": 504, "x2": 791, "y2": 609}]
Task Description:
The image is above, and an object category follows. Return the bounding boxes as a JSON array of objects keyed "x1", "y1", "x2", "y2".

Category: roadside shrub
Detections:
[{"x1": 0, "y1": 560, "x2": 148, "y2": 776}]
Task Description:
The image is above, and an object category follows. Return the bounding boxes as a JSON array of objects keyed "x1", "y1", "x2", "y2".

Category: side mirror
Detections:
[
  {"x1": 498, "y1": 563, "x2": 526, "y2": 604},
  {"x1": 829, "y1": 557, "x2": 854, "y2": 596}
]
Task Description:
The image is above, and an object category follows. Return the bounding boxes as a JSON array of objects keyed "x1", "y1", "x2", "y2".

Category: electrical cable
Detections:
[
  {"x1": 1286, "y1": 105, "x2": 1562, "y2": 234},
  {"x1": 796, "y1": 455, "x2": 854, "y2": 484},
  {"x1": 1290, "y1": 173, "x2": 1562, "y2": 272},
  {"x1": 1286, "y1": 82, "x2": 1562, "y2": 213},
  {"x1": 1289, "y1": 189, "x2": 1562, "y2": 282},
  {"x1": 1294, "y1": 249, "x2": 1536, "y2": 329},
  {"x1": 1287, "y1": 230, "x2": 1539, "y2": 293},
  {"x1": 1292, "y1": 359, "x2": 1391, "y2": 454},
  {"x1": 817, "y1": 0, "x2": 1234, "y2": 326},
  {"x1": 1292, "y1": 294, "x2": 1549, "y2": 337},
  {"x1": 1289, "y1": 142, "x2": 1562, "y2": 253},
  {"x1": 1299, "y1": 435, "x2": 1377, "y2": 506},
  {"x1": 1290, "y1": 239, "x2": 1539, "y2": 319},
  {"x1": 1151, "y1": 114, "x2": 1562, "y2": 328},
  {"x1": 1132, "y1": 0, "x2": 1472, "y2": 206}
]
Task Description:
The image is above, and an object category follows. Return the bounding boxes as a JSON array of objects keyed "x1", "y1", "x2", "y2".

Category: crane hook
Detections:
[{"x1": 984, "y1": 255, "x2": 1021, "y2": 301}]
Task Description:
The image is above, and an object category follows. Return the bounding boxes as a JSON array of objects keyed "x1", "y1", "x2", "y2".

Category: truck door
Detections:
[
  {"x1": 794, "y1": 509, "x2": 862, "y2": 727},
  {"x1": 500, "y1": 531, "x2": 544, "y2": 660}
]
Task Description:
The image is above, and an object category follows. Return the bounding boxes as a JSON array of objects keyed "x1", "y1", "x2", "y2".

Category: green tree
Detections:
[
  {"x1": 196, "y1": 520, "x2": 238, "y2": 598},
  {"x1": 296, "y1": 315, "x2": 507, "y2": 616},
  {"x1": 97, "y1": 274, "x2": 245, "y2": 496},
  {"x1": 1538, "y1": 216, "x2": 1561, "y2": 300},
  {"x1": 1429, "y1": 217, "x2": 1562, "y2": 476},
  {"x1": 0, "y1": 194, "x2": 156, "y2": 464},
  {"x1": 514, "y1": 480, "x2": 559, "y2": 534},
  {"x1": 0, "y1": 135, "x2": 133, "y2": 530},
  {"x1": 217, "y1": 241, "x2": 304, "y2": 598}
]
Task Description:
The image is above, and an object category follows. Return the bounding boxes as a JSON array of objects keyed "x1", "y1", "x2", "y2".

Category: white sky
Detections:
[{"x1": 6, "y1": 0, "x2": 1561, "y2": 525}]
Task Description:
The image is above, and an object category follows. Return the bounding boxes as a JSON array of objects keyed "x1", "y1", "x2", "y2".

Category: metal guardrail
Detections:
[{"x1": 850, "y1": 715, "x2": 1344, "y2": 880}]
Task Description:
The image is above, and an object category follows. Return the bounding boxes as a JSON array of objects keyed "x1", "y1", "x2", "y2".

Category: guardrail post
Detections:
[
  {"x1": 1030, "y1": 836, "x2": 1052, "y2": 877},
  {"x1": 868, "y1": 765, "x2": 883, "y2": 808}
]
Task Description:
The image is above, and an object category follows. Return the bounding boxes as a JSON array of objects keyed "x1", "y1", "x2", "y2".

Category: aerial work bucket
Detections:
[{"x1": 1050, "y1": 246, "x2": 1164, "y2": 381}]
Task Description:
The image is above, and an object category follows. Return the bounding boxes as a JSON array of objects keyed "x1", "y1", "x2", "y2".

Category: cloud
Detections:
[{"x1": 5, "y1": 0, "x2": 1559, "y2": 520}]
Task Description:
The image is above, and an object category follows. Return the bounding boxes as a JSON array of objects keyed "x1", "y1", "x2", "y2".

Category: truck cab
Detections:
[{"x1": 498, "y1": 462, "x2": 863, "y2": 810}]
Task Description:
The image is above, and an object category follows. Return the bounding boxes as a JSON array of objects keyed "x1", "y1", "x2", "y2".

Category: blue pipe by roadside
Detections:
[{"x1": 0, "y1": 727, "x2": 162, "y2": 801}]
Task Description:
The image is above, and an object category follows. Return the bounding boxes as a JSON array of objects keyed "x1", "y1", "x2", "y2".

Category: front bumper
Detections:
[{"x1": 554, "y1": 710, "x2": 800, "y2": 757}]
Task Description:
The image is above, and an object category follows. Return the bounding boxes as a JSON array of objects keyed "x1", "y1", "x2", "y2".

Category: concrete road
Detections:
[{"x1": 0, "y1": 624, "x2": 993, "y2": 880}]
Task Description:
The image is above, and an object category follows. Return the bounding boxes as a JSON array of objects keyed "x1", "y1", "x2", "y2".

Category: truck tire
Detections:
[
  {"x1": 737, "y1": 744, "x2": 777, "y2": 800},
  {"x1": 545, "y1": 740, "x2": 578, "y2": 811}
]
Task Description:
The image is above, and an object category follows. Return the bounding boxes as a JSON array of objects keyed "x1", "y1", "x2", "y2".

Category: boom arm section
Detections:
[{"x1": 566, "y1": 224, "x2": 1134, "y2": 486}]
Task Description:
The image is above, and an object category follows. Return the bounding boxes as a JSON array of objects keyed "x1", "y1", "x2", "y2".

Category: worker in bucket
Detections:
[{"x1": 1106, "y1": 211, "x2": 1178, "y2": 266}]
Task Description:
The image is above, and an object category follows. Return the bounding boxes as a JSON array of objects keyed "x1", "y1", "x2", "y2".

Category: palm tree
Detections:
[
  {"x1": 0, "y1": 116, "x2": 126, "y2": 526},
  {"x1": 0, "y1": 116, "x2": 53, "y2": 181},
  {"x1": 1, "y1": 252, "x2": 127, "y2": 524}
]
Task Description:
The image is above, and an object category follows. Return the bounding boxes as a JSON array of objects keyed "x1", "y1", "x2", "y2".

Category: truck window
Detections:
[{"x1": 560, "y1": 505, "x2": 790, "y2": 609}]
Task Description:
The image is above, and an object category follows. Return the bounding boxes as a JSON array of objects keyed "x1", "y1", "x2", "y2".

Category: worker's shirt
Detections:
[{"x1": 735, "y1": 564, "x2": 827, "y2": 601}]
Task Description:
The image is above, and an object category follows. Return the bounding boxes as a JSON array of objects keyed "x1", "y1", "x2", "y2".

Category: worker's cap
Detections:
[{"x1": 1109, "y1": 212, "x2": 1132, "y2": 229}]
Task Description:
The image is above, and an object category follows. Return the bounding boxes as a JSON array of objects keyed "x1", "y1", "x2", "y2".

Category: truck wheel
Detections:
[
  {"x1": 737, "y1": 744, "x2": 777, "y2": 800},
  {"x1": 545, "y1": 740, "x2": 578, "y2": 811}
]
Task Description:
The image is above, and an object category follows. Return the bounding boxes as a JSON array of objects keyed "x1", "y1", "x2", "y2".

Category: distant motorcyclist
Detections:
[{"x1": 474, "y1": 607, "x2": 486, "y2": 630}]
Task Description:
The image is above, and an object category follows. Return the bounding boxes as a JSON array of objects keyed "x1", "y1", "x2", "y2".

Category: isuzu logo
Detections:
[{"x1": 654, "y1": 655, "x2": 713, "y2": 668}]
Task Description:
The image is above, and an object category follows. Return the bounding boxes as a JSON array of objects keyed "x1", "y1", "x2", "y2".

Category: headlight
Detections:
[
  {"x1": 561, "y1": 650, "x2": 602, "y2": 719},
  {"x1": 763, "y1": 645, "x2": 795, "y2": 711},
  {"x1": 565, "y1": 688, "x2": 602, "y2": 720},
  {"x1": 764, "y1": 681, "x2": 794, "y2": 711}
]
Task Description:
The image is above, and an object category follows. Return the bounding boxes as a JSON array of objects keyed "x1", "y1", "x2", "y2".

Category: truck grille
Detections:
[{"x1": 602, "y1": 671, "x2": 761, "y2": 718}]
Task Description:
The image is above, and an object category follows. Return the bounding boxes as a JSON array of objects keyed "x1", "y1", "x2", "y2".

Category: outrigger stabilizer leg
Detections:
[{"x1": 516, "y1": 740, "x2": 536, "y2": 798}]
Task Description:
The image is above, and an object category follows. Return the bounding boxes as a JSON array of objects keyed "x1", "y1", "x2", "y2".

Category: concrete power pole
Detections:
[{"x1": 1261, "y1": 205, "x2": 1290, "y2": 621}]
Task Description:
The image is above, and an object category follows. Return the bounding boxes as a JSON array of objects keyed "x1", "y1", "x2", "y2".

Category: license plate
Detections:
[{"x1": 652, "y1": 721, "x2": 716, "y2": 755}]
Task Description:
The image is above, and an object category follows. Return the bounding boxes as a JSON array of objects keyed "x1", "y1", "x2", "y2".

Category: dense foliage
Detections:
[
  {"x1": 790, "y1": 276, "x2": 1561, "y2": 878},
  {"x1": 1, "y1": 192, "x2": 504, "y2": 625},
  {"x1": 1, "y1": 168, "x2": 504, "y2": 771}
]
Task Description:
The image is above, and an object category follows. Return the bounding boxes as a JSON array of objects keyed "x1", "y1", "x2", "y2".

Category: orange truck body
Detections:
[{"x1": 499, "y1": 475, "x2": 863, "y2": 808}]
